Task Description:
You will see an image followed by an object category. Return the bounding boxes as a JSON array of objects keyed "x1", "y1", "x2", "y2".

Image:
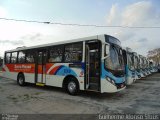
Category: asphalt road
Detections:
[{"x1": 0, "y1": 73, "x2": 160, "y2": 119}]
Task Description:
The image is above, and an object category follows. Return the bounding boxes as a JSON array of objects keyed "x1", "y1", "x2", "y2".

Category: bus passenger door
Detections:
[
  {"x1": 85, "y1": 45, "x2": 90, "y2": 89},
  {"x1": 37, "y1": 50, "x2": 47, "y2": 84},
  {"x1": 85, "y1": 41, "x2": 101, "y2": 91}
]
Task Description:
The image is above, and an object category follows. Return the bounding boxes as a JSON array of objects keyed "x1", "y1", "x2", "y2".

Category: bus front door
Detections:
[
  {"x1": 37, "y1": 50, "x2": 47, "y2": 84},
  {"x1": 86, "y1": 45, "x2": 90, "y2": 89},
  {"x1": 85, "y1": 41, "x2": 101, "y2": 91}
]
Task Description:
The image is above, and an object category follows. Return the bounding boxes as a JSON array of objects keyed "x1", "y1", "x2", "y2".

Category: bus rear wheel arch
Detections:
[
  {"x1": 17, "y1": 72, "x2": 26, "y2": 86},
  {"x1": 63, "y1": 76, "x2": 79, "y2": 95}
]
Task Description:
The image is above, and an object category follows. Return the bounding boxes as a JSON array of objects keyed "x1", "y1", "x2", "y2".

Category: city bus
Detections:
[
  {"x1": 2, "y1": 34, "x2": 126, "y2": 95},
  {"x1": 149, "y1": 60, "x2": 157, "y2": 73},
  {"x1": 145, "y1": 58, "x2": 151, "y2": 75},
  {"x1": 122, "y1": 47, "x2": 136, "y2": 85},
  {"x1": 133, "y1": 52, "x2": 141, "y2": 80},
  {"x1": 139, "y1": 55, "x2": 147, "y2": 77},
  {"x1": 142, "y1": 56, "x2": 150, "y2": 76}
]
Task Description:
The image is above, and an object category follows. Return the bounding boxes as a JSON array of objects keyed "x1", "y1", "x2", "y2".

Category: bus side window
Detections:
[
  {"x1": 49, "y1": 46, "x2": 63, "y2": 62},
  {"x1": 26, "y1": 51, "x2": 35, "y2": 63},
  {"x1": 64, "y1": 43, "x2": 82, "y2": 62},
  {"x1": 5, "y1": 53, "x2": 11, "y2": 64},
  {"x1": 18, "y1": 51, "x2": 26, "y2": 63},
  {"x1": 11, "y1": 52, "x2": 18, "y2": 63}
]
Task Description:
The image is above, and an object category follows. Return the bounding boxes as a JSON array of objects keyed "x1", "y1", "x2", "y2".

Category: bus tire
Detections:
[
  {"x1": 17, "y1": 73, "x2": 26, "y2": 86},
  {"x1": 66, "y1": 77, "x2": 79, "y2": 95}
]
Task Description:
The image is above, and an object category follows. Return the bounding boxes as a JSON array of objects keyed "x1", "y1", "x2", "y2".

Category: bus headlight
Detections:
[
  {"x1": 105, "y1": 77, "x2": 115, "y2": 85},
  {"x1": 111, "y1": 80, "x2": 115, "y2": 84}
]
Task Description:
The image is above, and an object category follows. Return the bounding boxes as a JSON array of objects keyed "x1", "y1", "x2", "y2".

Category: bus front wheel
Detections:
[
  {"x1": 17, "y1": 73, "x2": 26, "y2": 86},
  {"x1": 66, "y1": 78, "x2": 79, "y2": 95}
]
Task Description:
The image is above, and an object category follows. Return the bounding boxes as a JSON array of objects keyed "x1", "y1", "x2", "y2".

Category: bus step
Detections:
[
  {"x1": 36, "y1": 83, "x2": 45, "y2": 86},
  {"x1": 86, "y1": 89, "x2": 99, "y2": 92},
  {"x1": 88, "y1": 83, "x2": 99, "y2": 91}
]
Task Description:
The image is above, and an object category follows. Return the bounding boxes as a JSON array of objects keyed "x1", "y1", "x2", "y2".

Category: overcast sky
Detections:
[{"x1": 0, "y1": 0, "x2": 160, "y2": 57}]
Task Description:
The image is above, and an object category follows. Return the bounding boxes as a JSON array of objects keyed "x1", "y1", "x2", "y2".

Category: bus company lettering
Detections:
[{"x1": 14, "y1": 65, "x2": 32, "y2": 69}]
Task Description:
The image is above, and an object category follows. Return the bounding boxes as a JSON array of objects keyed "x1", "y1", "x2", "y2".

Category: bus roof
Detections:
[{"x1": 5, "y1": 34, "x2": 120, "y2": 52}]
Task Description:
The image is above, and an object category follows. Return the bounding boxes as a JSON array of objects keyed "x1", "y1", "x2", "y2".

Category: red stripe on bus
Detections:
[
  {"x1": 46, "y1": 63, "x2": 54, "y2": 73},
  {"x1": 38, "y1": 65, "x2": 42, "y2": 74},
  {"x1": 2, "y1": 68, "x2": 6, "y2": 72},
  {"x1": 48, "y1": 66, "x2": 60, "y2": 75},
  {"x1": 5, "y1": 64, "x2": 35, "y2": 73}
]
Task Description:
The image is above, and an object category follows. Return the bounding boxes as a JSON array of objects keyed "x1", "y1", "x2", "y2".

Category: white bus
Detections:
[
  {"x1": 2, "y1": 34, "x2": 126, "y2": 95},
  {"x1": 122, "y1": 47, "x2": 136, "y2": 85}
]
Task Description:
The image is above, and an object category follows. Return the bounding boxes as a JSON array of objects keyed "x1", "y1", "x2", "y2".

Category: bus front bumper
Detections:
[
  {"x1": 125, "y1": 76, "x2": 135, "y2": 85},
  {"x1": 101, "y1": 79, "x2": 126, "y2": 93}
]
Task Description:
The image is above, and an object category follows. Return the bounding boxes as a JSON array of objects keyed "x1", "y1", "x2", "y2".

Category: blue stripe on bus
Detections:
[
  {"x1": 54, "y1": 65, "x2": 65, "y2": 75},
  {"x1": 101, "y1": 62, "x2": 125, "y2": 84},
  {"x1": 125, "y1": 65, "x2": 132, "y2": 77},
  {"x1": 55, "y1": 65, "x2": 78, "y2": 77}
]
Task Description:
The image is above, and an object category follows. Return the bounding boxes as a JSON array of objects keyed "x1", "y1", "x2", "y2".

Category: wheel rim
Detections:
[
  {"x1": 19, "y1": 77, "x2": 24, "y2": 85},
  {"x1": 68, "y1": 81, "x2": 76, "y2": 93}
]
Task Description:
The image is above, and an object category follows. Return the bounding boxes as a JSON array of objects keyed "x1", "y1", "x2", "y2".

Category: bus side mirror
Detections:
[{"x1": 105, "y1": 44, "x2": 110, "y2": 55}]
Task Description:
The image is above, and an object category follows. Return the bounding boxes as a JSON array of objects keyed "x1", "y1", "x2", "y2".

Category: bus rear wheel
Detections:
[
  {"x1": 17, "y1": 74, "x2": 26, "y2": 86},
  {"x1": 66, "y1": 78, "x2": 79, "y2": 95}
]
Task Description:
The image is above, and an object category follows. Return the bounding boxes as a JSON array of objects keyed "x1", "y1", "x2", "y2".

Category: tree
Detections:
[{"x1": 147, "y1": 48, "x2": 160, "y2": 65}]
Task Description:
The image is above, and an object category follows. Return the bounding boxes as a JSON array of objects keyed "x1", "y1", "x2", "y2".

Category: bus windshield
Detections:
[
  {"x1": 134, "y1": 55, "x2": 139, "y2": 70},
  {"x1": 142, "y1": 58, "x2": 146, "y2": 69},
  {"x1": 144, "y1": 59, "x2": 147, "y2": 69},
  {"x1": 128, "y1": 53, "x2": 134, "y2": 71},
  {"x1": 141, "y1": 58, "x2": 145, "y2": 69},
  {"x1": 105, "y1": 45, "x2": 124, "y2": 77}
]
